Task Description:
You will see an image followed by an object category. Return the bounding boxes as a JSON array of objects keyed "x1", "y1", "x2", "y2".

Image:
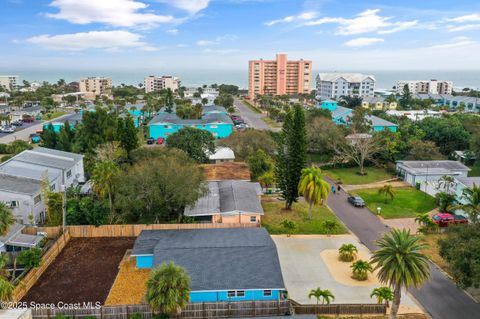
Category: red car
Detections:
[
  {"x1": 432, "y1": 213, "x2": 468, "y2": 227},
  {"x1": 155, "y1": 137, "x2": 165, "y2": 145}
]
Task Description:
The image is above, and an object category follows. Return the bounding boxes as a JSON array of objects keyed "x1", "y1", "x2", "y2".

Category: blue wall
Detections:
[
  {"x1": 136, "y1": 255, "x2": 153, "y2": 268},
  {"x1": 149, "y1": 123, "x2": 233, "y2": 139},
  {"x1": 373, "y1": 125, "x2": 397, "y2": 132},
  {"x1": 319, "y1": 101, "x2": 338, "y2": 111},
  {"x1": 190, "y1": 290, "x2": 281, "y2": 302}
]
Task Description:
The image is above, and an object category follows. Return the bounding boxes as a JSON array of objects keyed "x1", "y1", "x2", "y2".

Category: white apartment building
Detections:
[
  {"x1": 79, "y1": 77, "x2": 112, "y2": 98},
  {"x1": 316, "y1": 73, "x2": 375, "y2": 100},
  {"x1": 0, "y1": 75, "x2": 18, "y2": 91},
  {"x1": 144, "y1": 76, "x2": 180, "y2": 93},
  {"x1": 396, "y1": 80, "x2": 453, "y2": 95}
]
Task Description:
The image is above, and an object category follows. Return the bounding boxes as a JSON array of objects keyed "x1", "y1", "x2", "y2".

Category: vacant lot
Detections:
[
  {"x1": 324, "y1": 167, "x2": 393, "y2": 185},
  {"x1": 22, "y1": 237, "x2": 135, "y2": 304},
  {"x1": 354, "y1": 187, "x2": 437, "y2": 219},
  {"x1": 261, "y1": 196, "x2": 347, "y2": 235}
]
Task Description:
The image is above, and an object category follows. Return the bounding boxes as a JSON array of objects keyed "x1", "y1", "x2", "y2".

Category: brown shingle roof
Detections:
[{"x1": 201, "y1": 162, "x2": 251, "y2": 181}]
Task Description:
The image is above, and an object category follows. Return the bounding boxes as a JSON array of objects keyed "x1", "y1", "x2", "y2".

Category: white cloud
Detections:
[
  {"x1": 196, "y1": 35, "x2": 237, "y2": 46},
  {"x1": 196, "y1": 40, "x2": 217, "y2": 46},
  {"x1": 344, "y1": 37, "x2": 384, "y2": 47},
  {"x1": 447, "y1": 23, "x2": 480, "y2": 32},
  {"x1": 265, "y1": 11, "x2": 318, "y2": 26},
  {"x1": 166, "y1": 28, "x2": 179, "y2": 35},
  {"x1": 447, "y1": 13, "x2": 480, "y2": 23},
  {"x1": 46, "y1": 0, "x2": 175, "y2": 28},
  {"x1": 26, "y1": 30, "x2": 152, "y2": 51},
  {"x1": 159, "y1": 0, "x2": 210, "y2": 15},
  {"x1": 304, "y1": 9, "x2": 417, "y2": 35},
  {"x1": 428, "y1": 37, "x2": 476, "y2": 49}
]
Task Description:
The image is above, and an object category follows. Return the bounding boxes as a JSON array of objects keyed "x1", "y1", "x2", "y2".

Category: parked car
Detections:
[
  {"x1": 432, "y1": 213, "x2": 469, "y2": 227},
  {"x1": 0, "y1": 126, "x2": 15, "y2": 133},
  {"x1": 156, "y1": 137, "x2": 165, "y2": 145},
  {"x1": 347, "y1": 196, "x2": 365, "y2": 207},
  {"x1": 11, "y1": 120, "x2": 23, "y2": 126},
  {"x1": 29, "y1": 133, "x2": 41, "y2": 144},
  {"x1": 146, "y1": 137, "x2": 155, "y2": 145}
]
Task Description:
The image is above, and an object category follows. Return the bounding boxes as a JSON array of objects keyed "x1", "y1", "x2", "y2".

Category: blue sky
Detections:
[{"x1": 1, "y1": 0, "x2": 480, "y2": 74}]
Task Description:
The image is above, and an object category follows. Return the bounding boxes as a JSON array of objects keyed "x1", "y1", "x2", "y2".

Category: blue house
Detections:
[
  {"x1": 44, "y1": 113, "x2": 83, "y2": 133},
  {"x1": 148, "y1": 112, "x2": 233, "y2": 139},
  {"x1": 131, "y1": 228, "x2": 286, "y2": 302},
  {"x1": 202, "y1": 105, "x2": 228, "y2": 116},
  {"x1": 318, "y1": 101, "x2": 397, "y2": 132}
]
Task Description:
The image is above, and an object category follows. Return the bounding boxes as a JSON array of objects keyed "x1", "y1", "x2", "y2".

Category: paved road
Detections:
[
  {"x1": 326, "y1": 178, "x2": 479, "y2": 319},
  {"x1": 233, "y1": 99, "x2": 274, "y2": 131},
  {"x1": 0, "y1": 113, "x2": 76, "y2": 144}
]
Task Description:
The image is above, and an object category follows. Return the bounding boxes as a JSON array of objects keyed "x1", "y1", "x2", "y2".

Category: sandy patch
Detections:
[
  {"x1": 104, "y1": 255, "x2": 150, "y2": 305},
  {"x1": 320, "y1": 249, "x2": 380, "y2": 287}
]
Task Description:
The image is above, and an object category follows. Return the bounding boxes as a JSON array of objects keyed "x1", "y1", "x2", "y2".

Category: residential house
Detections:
[
  {"x1": 45, "y1": 112, "x2": 82, "y2": 132},
  {"x1": 208, "y1": 147, "x2": 235, "y2": 164},
  {"x1": 131, "y1": 228, "x2": 286, "y2": 302},
  {"x1": 318, "y1": 101, "x2": 397, "y2": 132},
  {"x1": 386, "y1": 110, "x2": 443, "y2": 122},
  {"x1": 413, "y1": 94, "x2": 480, "y2": 113},
  {"x1": 454, "y1": 177, "x2": 480, "y2": 205},
  {"x1": 452, "y1": 150, "x2": 476, "y2": 166},
  {"x1": 148, "y1": 112, "x2": 233, "y2": 139},
  {"x1": 202, "y1": 105, "x2": 228, "y2": 116},
  {"x1": 316, "y1": 73, "x2": 375, "y2": 100},
  {"x1": 362, "y1": 97, "x2": 397, "y2": 110},
  {"x1": 0, "y1": 223, "x2": 45, "y2": 252},
  {"x1": 184, "y1": 180, "x2": 263, "y2": 224}
]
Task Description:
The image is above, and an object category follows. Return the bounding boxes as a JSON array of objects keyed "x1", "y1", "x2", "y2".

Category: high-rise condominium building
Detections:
[
  {"x1": 144, "y1": 76, "x2": 180, "y2": 93},
  {"x1": 248, "y1": 53, "x2": 312, "y2": 100},
  {"x1": 0, "y1": 75, "x2": 18, "y2": 91},
  {"x1": 316, "y1": 73, "x2": 376, "y2": 100},
  {"x1": 396, "y1": 80, "x2": 453, "y2": 95},
  {"x1": 79, "y1": 77, "x2": 112, "y2": 97}
]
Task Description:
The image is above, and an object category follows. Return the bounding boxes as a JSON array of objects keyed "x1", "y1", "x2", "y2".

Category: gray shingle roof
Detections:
[
  {"x1": 0, "y1": 174, "x2": 42, "y2": 195},
  {"x1": 184, "y1": 181, "x2": 263, "y2": 217},
  {"x1": 132, "y1": 228, "x2": 285, "y2": 291}
]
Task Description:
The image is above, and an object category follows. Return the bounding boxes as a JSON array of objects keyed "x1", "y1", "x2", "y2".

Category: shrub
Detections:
[
  {"x1": 281, "y1": 219, "x2": 297, "y2": 237},
  {"x1": 351, "y1": 260, "x2": 373, "y2": 281},
  {"x1": 338, "y1": 244, "x2": 358, "y2": 262}
]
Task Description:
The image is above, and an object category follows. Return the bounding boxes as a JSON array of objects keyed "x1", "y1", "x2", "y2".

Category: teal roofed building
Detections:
[
  {"x1": 148, "y1": 112, "x2": 233, "y2": 139},
  {"x1": 318, "y1": 101, "x2": 397, "y2": 132},
  {"x1": 44, "y1": 113, "x2": 82, "y2": 133}
]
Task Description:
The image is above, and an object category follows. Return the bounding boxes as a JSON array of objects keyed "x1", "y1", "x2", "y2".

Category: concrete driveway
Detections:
[{"x1": 272, "y1": 235, "x2": 420, "y2": 312}]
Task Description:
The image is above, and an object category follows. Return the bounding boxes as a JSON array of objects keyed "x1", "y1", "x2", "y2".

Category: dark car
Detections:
[
  {"x1": 146, "y1": 137, "x2": 155, "y2": 145},
  {"x1": 11, "y1": 121, "x2": 23, "y2": 126},
  {"x1": 347, "y1": 196, "x2": 365, "y2": 207},
  {"x1": 432, "y1": 213, "x2": 468, "y2": 227}
]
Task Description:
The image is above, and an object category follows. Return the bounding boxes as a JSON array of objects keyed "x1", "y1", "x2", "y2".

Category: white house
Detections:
[{"x1": 208, "y1": 147, "x2": 235, "y2": 164}]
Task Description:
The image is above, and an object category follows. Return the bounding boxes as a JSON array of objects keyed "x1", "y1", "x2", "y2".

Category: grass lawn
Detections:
[
  {"x1": 261, "y1": 196, "x2": 347, "y2": 235},
  {"x1": 353, "y1": 187, "x2": 437, "y2": 219},
  {"x1": 324, "y1": 167, "x2": 394, "y2": 185},
  {"x1": 241, "y1": 99, "x2": 262, "y2": 114},
  {"x1": 43, "y1": 111, "x2": 67, "y2": 120},
  {"x1": 468, "y1": 163, "x2": 480, "y2": 177}
]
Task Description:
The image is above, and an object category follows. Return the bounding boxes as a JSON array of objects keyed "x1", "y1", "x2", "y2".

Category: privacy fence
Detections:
[{"x1": 291, "y1": 300, "x2": 387, "y2": 316}]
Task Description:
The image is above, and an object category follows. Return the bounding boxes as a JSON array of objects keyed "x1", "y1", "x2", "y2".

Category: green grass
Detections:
[
  {"x1": 353, "y1": 187, "x2": 437, "y2": 219},
  {"x1": 262, "y1": 116, "x2": 282, "y2": 128},
  {"x1": 323, "y1": 167, "x2": 394, "y2": 185},
  {"x1": 43, "y1": 111, "x2": 67, "y2": 120},
  {"x1": 261, "y1": 196, "x2": 347, "y2": 234},
  {"x1": 468, "y1": 163, "x2": 480, "y2": 177},
  {"x1": 241, "y1": 100, "x2": 262, "y2": 114}
]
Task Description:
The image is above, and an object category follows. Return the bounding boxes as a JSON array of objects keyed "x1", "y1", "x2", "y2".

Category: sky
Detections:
[{"x1": 1, "y1": 0, "x2": 480, "y2": 78}]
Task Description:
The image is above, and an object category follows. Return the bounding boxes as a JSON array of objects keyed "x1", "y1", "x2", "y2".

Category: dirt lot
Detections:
[{"x1": 22, "y1": 237, "x2": 135, "y2": 305}]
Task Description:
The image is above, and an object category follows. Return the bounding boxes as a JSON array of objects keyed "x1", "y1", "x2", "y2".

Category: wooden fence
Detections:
[
  {"x1": 13, "y1": 232, "x2": 71, "y2": 302},
  {"x1": 31, "y1": 300, "x2": 291, "y2": 319},
  {"x1": 23, "y1": 223, "x2": 258, "y2": 239},
  {"x1": 291, "y1": 301, "x2": 387, "y2": 315}
]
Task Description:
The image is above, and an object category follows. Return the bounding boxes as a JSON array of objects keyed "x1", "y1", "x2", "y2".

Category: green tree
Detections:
[
  {"x1": 41, "y1": 124, "x2": 58, "y2": 149},
  {"x1": 146, "y1": 262, "x2": 191, "y2": 316},
  {"x1": 351, "y1": 260, "x2": 373, "y2": 281},
  {"x1": 350, "y1": 107, "x2": 372, "y2": 133},
  {"x1": 0, "y1": 203, "x2": 14, "y2": 236},
  {"x1": 338, "y1": 96, "x2": 362, "y2": 109},
  {"x1": 166, "y1": 127, "x2": 215, "y2": 163},
  {"x1": 399, "y1": 84, "x2": 412, "y2": 109},
  {"x1": 437, "y1": 175, "x2": 456, "y2": 194},
  {"x1": 308, "y1": 287, "x2": 335, "y2": 305},
  {"x1": 298, "y1": 165, "x2": 330, "y2": 220},
  {"x1": 91, "y1": 160, "x2": 119, "y2": 221},
  {"x1": 219, "y1": 130, "x2": 277, "y2": 161},
  {"x1": 17, "y1": 248, "x2": 42, "y2": 269},
  {"x1": 435, "y1": 192, "x2": 456, "y2": 213},
  {"x1": 118, "y1": 116, "x2": 139, "y2": 160},
  {"x1": 338, "y1": 243, "x2": 358, "y2": 262},
  {"x1": 247, "y1": 149, "x2": 273, "y2": 181},
  {"x1": 281, "y1": 219, "x2": 297, "y2": 237},
  {"x1": 323, "y1": 220, "x2": 339, "y2": 234},
  {"x1": 0, "y1": 277, "x2": 14, "y2": 301},
  {"x1": 371, "y1": 229, "x2": 431, "y2": 318},
  {"x1": 455, "y1": 184, "x2": 480, "y2": 223},
  {"x1": 276, "y1": 105, "x2": 307, "y2": 209},
  {"x1": 378, "y1": 184, "x2": 396, "y2": 203},
  {"x1": 57, "y1": 121, "x2": 75, "y2": 152},
  {"x1": 6, "y1": 140, "x2": 32, "y2": 155},
  {"x1": 370, "y1": 287, "x2": 394, "y2": 306},
  {"x1": 414, "y1": 213, "x2": 438, "y2": 234},
  {"x1": 406, "y1": 140, "x2": 444, "y2": 160}
]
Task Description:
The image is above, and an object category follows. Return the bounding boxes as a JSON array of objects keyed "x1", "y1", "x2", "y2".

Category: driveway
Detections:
[
  {"x1": 233, "y1": 99, "x2": 277, "y2": 131},
  {"x1": 326, "y1": 178, "x2": 480, "y2": 319}
]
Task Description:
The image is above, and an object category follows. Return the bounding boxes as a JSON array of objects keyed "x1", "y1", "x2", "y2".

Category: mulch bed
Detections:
[{"x1": 22, "y1": 237, "x2": 135, "y2": 305}]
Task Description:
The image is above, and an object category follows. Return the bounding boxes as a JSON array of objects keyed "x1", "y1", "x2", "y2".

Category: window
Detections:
[
  {"x1": 250, "y1": 216, "x2": 257, "y2": 223},
  {"x1": 227, "y1": 291, "x2": 235, "y2": 298},
  {"x1": 227, "y1": 290, "x2": 245, "y2": 298},
  {"x1": 236, "y1": 291, "x2": 245, "y2": 297},
  {"x1": 263, "y1": 290, "x2": 272, "y2": 297},
  {"x1": 66, "y1": 170, "x2": 72, "y2": 178},
  {"x1": 50, "y1": 184, "x2": 56, "y2": 191},
  {"x1": 34, "y1": 195, "x2": 42, "y2": 205}
]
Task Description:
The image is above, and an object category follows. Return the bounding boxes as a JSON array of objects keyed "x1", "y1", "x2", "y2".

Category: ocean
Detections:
[{"x1": 10, "y1": 69, "x2": 480, "y2": 90}]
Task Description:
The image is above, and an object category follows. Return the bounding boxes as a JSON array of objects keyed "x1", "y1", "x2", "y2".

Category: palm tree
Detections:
[
  {"x1": 298, "y1": 165, "x2": 330, "y2": 220},
  {"x1": 0, "y1": 203, "x2": 15, "y2": 236},
  {"x1": 455, "y1": 184, "x2": 480, "y2": 223},
  {"x1": 371, "y1": 229, "x2": 431, "y2": 319},
  {"x1": 338, "y1": 243, "x2": 358, "y2": 262},
  {"x1": 308, "y1": 287, "x2": 335, "y2": 305},
  {"x1": 351, "y1": 260, "x2": 373, "y2": 281},
  {"x1": 146, "y1": 262, "x2": 191, "y2": 316},
  {"x1": 434, "y1": 192, "x2": 456, "y2": 212},
  {"x1": 370, "y1": 287, "x2": 394, "y2": 306},
  {"x1": 414, "y1": 213, "x2": 438, "y2": 234},
  {"x1": 378, "y1": 184, "x2": 396, "y2": 203},
  {"x1": 437, "y1": 175, "x2": 455, "y2": 194},
  {"x1": 91, "y1": 160, "x2": 119, "y2": 220}
]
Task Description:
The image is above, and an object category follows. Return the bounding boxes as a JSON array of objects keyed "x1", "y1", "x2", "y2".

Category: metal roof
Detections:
[
  {"x1": 149, "y1": 112, "x2": 233, "y2": 125},
  {"x1": 0, "y1": 174, "x2": 42, "y2": 195},
  {"x1": 366, "y1": 115, "x2": 398, "y2": 127},
  {"x1": 397, "y1": 160, "x2": 471, "y2": 175},
  {"x1": 208, "y1": 147, "x2": 235, "y2": 160},
  {"x1": 456, "y1": 177, "x2": 480, "y2": 188},
  {"x1": 0, "y1": 160, "x2": 61, "y2": 181},
  {"x1": 13, "y1": 150, "x2": 78, "y2": 170}
]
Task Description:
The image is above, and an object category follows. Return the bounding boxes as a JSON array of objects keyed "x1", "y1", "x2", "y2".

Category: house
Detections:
[
  {"x1": 184, "y1": 180, "x2": 263, "y2": 224},
  {"x1": 318, "y1": 102, "x2": 398, "y2": 132},
  {"x1": 201, "y1": 162, "x2": 251, "y2": 181},
  {"x1": 386, "y1": 110, "x2": 443, "y2": 122},
  {"x1": 45, "y1": 112, "x2": 83, "y2": 132},
  {"x1": 396, "y1": 160, "x2": 470, "y2": 192},
  {"x1": 202, "y1": 105, "x2": 228, "y2": 116},
  {"x1": 131, "y1": 228, "x2": 286, "y2": 302},
  {"x1": 0, "y1": 147, "x2": 85, "y2": 223},
  {"x1": 0, "y1": 223, "x2": 45, "y2": 252},
  {"x1": 148, "y1": 112, "x2": 233, "y2": 139},
  {"x1": 362, "y1": 97, "x2": 397, "y2": 110},
  {"x1": 208, "y1": 147, "x2": 235, "y2": 164},
  {"x1": 454, "y1": 177, "x2": 480, "y2": 205},
  {"x1": 413, "y1": 94, "x2": 480, "y2": 113},
  {"x1": 452, "y1": 150, "x2": 476, "y2": 166}
]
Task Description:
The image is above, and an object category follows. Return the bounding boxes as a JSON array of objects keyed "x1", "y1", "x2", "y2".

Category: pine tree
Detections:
[
  {"x1": 276, "y1": 105, "x2": 307, "y2": 209},
  {"x1": 399, "y1": 84, "x2": 412, "y2": 109},
  {"x1": 41, "y1": 123, "x2": 57, "y2": 149},
  {"x1": 118, "y1": 116, "x2": 139, "y2": 160},
  {"x1": 57, "y1": 121, "x2": 74, "y2": 152}
]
